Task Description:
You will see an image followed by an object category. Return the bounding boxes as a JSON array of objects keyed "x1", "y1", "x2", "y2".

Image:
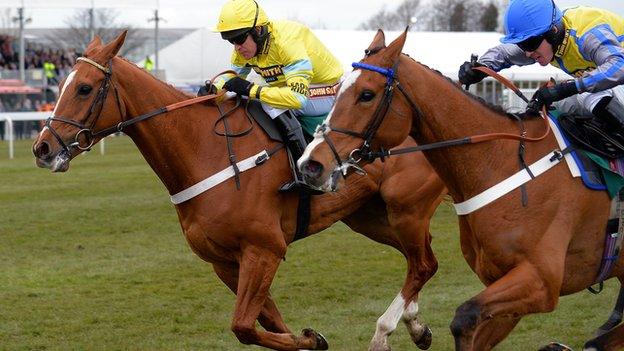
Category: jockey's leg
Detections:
[
  {"x1": 273, "y1": 111, "x2": 315, "y2": 192},
  {"x1": 553, "y1": 89, "x2": 613, "y2": 118},
  {"x1": 592, "y1": 87, "x2": 624, "y2": 132},
  {"x1": 262, "y1": 103, "x2": 316, "y2": 192}
]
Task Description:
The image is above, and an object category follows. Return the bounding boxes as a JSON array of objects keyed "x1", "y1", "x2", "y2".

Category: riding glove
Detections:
[
  {"x1": 526, "y1": 80, "x2": 578, "y2": 115},
  {"x1": 458, "y1": 61, "x2": 488, "y2": 86},
  {"x1": 196, "y1": 81, "x2": 218, "y2": 96},
  {"x1": 223, "y1": 77, "x2": 254, "y2": 97}
]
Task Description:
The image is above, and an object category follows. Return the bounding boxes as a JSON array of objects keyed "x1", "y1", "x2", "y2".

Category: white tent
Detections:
[
  {"x1": 156, "y1": 29, "x2": 572, "y2": 86},
  {"x1": 156, "y1": 27, "x2": 233, "y2": 86}
]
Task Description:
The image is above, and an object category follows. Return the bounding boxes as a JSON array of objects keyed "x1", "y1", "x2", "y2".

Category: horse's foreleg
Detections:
[
  {"x1": 584, "y1": 323, "x2": 624, "y2": 350},
  {"x1": 596, "y1": 284, "x2": 624, "y2": 336},
  {"x1": 232, "y1": 244, "x2": 327, "y2": 351},
  {"x1": 471, "y1": 316, "x2": 520, "y2": 349},
  {"x1": 451, "y1": 262, "x2": 561, "y2": 351},
  {"x1": 213, "y1": 263, "x2": 290, "y2": 333}
]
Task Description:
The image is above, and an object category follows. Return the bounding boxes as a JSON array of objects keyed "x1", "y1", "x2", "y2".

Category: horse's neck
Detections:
[
  {"x1": 115, "y1": 64, "x2": 263, "y2": 196},
  {"x1": 404, "y1": 61, "x2": 532, "y2": 200}
]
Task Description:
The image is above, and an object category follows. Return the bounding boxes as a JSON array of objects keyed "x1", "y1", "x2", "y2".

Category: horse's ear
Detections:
[
  {"x1": 384, "y1": 29, "x2": 408, "y2": 61},
  {"x1": 84, "y1": 35, "x2": 103, "y2": 56},
  {"x1": 366, "y1": 29, "x2": 386, "y2": 53},
  {"x1": 101, "y1": 30, "x2": 128, "y2": 60}
]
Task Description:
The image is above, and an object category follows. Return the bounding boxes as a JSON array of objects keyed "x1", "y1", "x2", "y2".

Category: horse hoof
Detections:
[
  {"x1": 416, "y1": 325, "x2": 432, "y2": 350},
  {"x1": 302, "y1": 328, "x2": 329, "y2": 350},
  {"x1": 538, "y1": 342, "x2": 574, "y2": 351}
]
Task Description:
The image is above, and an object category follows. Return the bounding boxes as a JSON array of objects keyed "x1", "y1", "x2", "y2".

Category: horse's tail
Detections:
[{"x1": 596, "y1": 283, "x2": 624, "y2": 336}]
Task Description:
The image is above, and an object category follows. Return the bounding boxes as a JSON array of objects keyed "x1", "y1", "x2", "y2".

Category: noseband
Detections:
[{"x1": 45, "y1": 57, "x2": 123, "y2": 154}]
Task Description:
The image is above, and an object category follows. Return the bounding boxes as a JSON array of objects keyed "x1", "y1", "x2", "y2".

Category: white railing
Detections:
[
  {"x1": 0, "y1": 111, "x2": 106, "y2": 159},
  {"x1": 503, "y1": 88, "x2": 538, "y2": 113}
]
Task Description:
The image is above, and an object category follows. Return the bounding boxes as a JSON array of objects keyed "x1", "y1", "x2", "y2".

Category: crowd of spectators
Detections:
[
  {"x1": 0, "y1": 34, "x2": 78, "y2": 78},
  {"x1": 0, "y1": 34, "x2": 75, "y2": 140},
  {"x1": 0, "y1": 95, "x2": 52, "y2": 140}
]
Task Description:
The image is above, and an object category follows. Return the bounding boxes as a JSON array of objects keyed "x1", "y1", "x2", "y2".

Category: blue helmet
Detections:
[{"x1": 501, "y1": 0, "x2": 563, "y2": 44}]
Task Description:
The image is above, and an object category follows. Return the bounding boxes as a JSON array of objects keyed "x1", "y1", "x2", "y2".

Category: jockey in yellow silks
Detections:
[
  {"x1": 209, "y1": 0, "x2": 343, "y2": 192},
  {"x1": 458, "y1": 0, "x2": 624, "y2": 131}
]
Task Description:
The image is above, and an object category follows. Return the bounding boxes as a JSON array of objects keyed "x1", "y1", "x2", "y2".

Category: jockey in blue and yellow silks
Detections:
[
  {"x1": 207, "y1": 0, "x2": 342, "y2": 193},
  {"x1": 458, "y1": 0, "x2": 624, "y2": 130}
]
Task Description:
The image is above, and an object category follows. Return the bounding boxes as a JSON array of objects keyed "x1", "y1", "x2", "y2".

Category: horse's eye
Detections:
[
  {"x1": 77, "y1": 84, "x2": 92, "y2": 96},
  {"x1": 359, "y1": 90, "x2": 375, "y2": 102}
]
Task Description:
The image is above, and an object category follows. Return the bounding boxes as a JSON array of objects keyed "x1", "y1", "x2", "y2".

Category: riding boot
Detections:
[
  {"x1": 274, "y1": 112, "x2": 320, "y2": 194},
  {"x1": 593, "y1": 96, "x2": 624, "y2": 135}
]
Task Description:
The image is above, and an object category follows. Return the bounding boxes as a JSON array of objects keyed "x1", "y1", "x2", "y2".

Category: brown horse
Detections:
[
  {"x1": 31, "y1": 31, "x2": 447, "y2": 351},
  {"x1": 299, "y1": 29, "x2": 624, "y2": 350}
]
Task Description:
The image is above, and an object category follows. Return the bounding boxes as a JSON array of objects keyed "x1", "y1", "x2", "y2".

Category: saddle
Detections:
[{"x1": 558, "y1": 112, "x2": 624, "y2": 159}]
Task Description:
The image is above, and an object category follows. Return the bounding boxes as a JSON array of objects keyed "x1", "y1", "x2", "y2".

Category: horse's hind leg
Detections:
[
  {"x1": 379, "y1": 157, "x2": 444, "y2": 351},
  {"x1": 344, "y1": 190, "x2": 442, "y2": 350},
  {"x1": 230, "y1": 244, "x2": 328, "y2": 350},
  {"x1": 213, "y1": 263, "x2": 290, "y2": 333},
  {"x1": 343, "y1": 210, "x2": 435, "y2": 351},
  {"x1": 584, "y1": 323, "x2": 624, "y2": 350}
]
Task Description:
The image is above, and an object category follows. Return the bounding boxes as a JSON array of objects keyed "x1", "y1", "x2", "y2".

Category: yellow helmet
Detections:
[{"x1": 214, "y1": 0, "x2": 269, "y2": 39}]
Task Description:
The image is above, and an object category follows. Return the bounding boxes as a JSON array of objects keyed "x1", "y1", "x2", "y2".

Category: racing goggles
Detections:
[
  {"x1": 228, "y1": 32, "x2": 250, "y2": 45},
  {"x1": 517, "y1": 35, "x2": 545, "y2": 52}
]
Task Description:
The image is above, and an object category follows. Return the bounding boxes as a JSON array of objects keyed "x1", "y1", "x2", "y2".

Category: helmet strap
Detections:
[
  {"x1": 544, "y1": 21, "x2": 565, "y2": 52},
  {"x1": 251, "y1": 25, "x2": 270, "y2": 56}
]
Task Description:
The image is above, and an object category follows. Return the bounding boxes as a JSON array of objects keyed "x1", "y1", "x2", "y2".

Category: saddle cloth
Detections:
[{"x1": 548, "y1": 111, "x2": 609, "y2": 192}]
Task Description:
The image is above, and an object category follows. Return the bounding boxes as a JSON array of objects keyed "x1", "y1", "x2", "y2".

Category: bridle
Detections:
[
  {"x1": 43, "y1": 57, "x2": 225, "y2": 157},
  {"x1": 45, "y1": 57, "x2": 122, "y2": 154},
  {"x1": 318, "y1": 55, "x2": 552, "y2": 178},
  {"x1": 319, "y1": 58, "x2": 421, "y2": 177}
]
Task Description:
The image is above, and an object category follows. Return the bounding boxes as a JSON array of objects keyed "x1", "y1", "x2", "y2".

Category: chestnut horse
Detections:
[
  {"x1": 299, "y1": 29, "x2": 624, "y2": 350},
  {"x1": 31, "y1": 32, "x2": 447, "y2": 350}
]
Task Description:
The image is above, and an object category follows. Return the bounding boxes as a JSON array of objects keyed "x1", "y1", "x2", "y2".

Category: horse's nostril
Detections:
[
  {"x1": 302, "y1": 160, "x2": 324, "y2": 178},
  {"x1": 34, "y1": 141, "x2": 50, "y2": 159}
]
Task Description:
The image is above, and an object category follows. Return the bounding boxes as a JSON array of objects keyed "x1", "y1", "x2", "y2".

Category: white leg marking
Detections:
[
  {"x1": 370, "y1": 292, "x2": 405, "y2": 350},
  {"x1": 402, "y1": 300, "x2": 419, "y2": 322}
]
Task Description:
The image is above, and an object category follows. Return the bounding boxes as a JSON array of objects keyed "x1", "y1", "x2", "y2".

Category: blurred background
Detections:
[{"x1": 0, "y1": 0, "x2": 621, "y2": 147}]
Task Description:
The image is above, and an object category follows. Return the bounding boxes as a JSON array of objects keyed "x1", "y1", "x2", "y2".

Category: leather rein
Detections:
[
  {"x1": 320, "y1": 57, "x2": 551, "y2": 176},
  {"x1": 45, "y1": 56, "x2": 226, "y2": 155}
]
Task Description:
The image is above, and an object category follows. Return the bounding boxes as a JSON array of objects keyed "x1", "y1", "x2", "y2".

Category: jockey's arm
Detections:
[
  {"x1": 576, "y1": 26, "x2": 624, "y2": 93},
  {"x1": 249, "y1": 73, "x2": 310, "y2": 110},
  {"x1": 213, "y1": 65, "x2": 251, "y2": 88},
  {"x1": 478, "y1": 44, "x2": 536, "y2": 71}
]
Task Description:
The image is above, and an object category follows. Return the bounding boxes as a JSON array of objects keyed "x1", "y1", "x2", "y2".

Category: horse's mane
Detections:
[
  {"x1": 116, "y1": 56, "x2": 195, "y2": 100},
  {"x1": 399, "y1": 53, "x2": 520, "y2": 120}
]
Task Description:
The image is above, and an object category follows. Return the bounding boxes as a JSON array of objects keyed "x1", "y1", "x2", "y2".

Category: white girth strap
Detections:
[
  {"x1": 170, "y1": 150, "x2": 269, "y2": 205},
  {"x1": 453, "y1": 150, "x2": 565, "y2": 215},
  {"x1": 453, "y1": 116, "x2": 580, "y2": 215}
]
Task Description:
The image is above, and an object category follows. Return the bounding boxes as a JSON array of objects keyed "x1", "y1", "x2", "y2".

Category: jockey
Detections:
[
  {"x1": 208, "y1": 0, "x2": 343, "y2": 192},
  {"x1": 458, "y1": 0, "x2": 624, "y2": 132}
]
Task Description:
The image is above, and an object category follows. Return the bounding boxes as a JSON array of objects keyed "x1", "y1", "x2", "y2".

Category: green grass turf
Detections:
[{"x1": 0, "y1": 137, "x2": 618, "y2": 350}]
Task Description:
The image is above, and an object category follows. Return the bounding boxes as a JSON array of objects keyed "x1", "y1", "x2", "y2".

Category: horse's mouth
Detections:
[{"x1": 36, "y1": 151, "x2": 71, "y2": 172}]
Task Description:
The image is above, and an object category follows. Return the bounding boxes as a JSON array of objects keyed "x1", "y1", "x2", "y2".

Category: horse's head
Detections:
[
  {"x1": 298, "y1": 29, "x2": 414, "y2": 191},
  {"x1": 33, "y1": 31, "x2": 128, "y2": 172}
]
